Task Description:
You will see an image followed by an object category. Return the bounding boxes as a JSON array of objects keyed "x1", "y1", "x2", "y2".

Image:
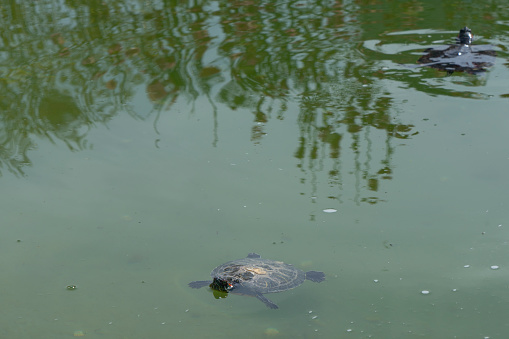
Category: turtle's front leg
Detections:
[{"x1": 255, "y1": 293, "x2": 278, "y2": 309}]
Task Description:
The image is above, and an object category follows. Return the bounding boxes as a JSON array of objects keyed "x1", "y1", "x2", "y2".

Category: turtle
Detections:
[
  {"x1": 188, "y1": 253, "x2": 325, "y2": 309},
  {"x1": 417, "y1": 27, "x2": 496, "y2": 74}
]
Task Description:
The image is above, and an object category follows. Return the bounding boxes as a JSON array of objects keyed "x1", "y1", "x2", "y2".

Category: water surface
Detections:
[{"x1": 1, "y1": 0, "x2": 509, "y2": 338}]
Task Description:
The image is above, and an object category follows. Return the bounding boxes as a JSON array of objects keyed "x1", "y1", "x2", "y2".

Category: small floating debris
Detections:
[
  {"x1": 463, "y1": 265, "x2": 470, "y2": 268},
  {"x1": 66, "y1": 285, "x2": 77, "y2": 290},
  {"x1": 490, "y1": 265, "x2": 500, "y2": 270},
  {"x1": 323, "y1": 208, "x2": 337, "y2": 213},
  {"x1": 421, "y1": 290, "x2": 430, "y2": 295}
]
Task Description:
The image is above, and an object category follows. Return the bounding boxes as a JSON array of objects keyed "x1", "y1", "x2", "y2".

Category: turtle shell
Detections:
[{"x1": 211, "y1": 255, "x2": 306, "y2": 294}]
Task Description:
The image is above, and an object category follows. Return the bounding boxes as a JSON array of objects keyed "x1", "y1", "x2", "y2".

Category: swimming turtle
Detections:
[
  {"x1": 418, "y1": 27, "x2": 496, "y2": 74},
  {"x1": 188, "y1": 253, "x2": 325, "y2": 309}
]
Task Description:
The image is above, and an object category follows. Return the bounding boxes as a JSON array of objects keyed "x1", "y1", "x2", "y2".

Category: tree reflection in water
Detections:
[{"x1": 0, "y1": 0, "x2": 417, "y2": 204}]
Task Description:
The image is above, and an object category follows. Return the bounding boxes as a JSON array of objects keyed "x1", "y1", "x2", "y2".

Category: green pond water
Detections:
[{"x1": 1, "y1": 0, "x2": 509, "y2": 338}]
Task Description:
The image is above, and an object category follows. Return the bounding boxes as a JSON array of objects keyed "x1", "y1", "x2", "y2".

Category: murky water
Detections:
[{"x1": 1, "y1": 0, "x2": 509, "y2": 338}]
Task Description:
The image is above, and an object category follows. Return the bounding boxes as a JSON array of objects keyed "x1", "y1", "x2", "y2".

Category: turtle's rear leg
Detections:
[{"x1": 305, "y1": 271, "x2": 325, "y2": 283}]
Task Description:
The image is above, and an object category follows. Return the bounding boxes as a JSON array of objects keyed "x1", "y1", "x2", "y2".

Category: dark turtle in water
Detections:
[
  {"x1": 188, "y1": 253, "x2": 325, "y2": 309},
  {"x1": 418, "y1": 27, "x2": 496, "y2": 74}
]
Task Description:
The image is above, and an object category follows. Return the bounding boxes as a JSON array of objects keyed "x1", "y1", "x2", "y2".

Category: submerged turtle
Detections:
[
  {"x1": 418, "y1": 27, "x2": 496, "y2": 74},
  {"x1": 188, "y1": 253, "x2": 325, "y2": 309}
]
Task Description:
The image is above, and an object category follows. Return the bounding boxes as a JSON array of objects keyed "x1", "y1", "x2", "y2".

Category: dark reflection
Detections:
[
  {"x1": 417, "y1": 27, "x2": 496, "y2": 75},
  {"x1": 38, "y1": 91, "x2": 90, "y2": 150}
]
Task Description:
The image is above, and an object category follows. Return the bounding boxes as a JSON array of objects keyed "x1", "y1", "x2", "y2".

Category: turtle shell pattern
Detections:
[{"x1": 211, "y1": 256, "x2": 305, "y2": 294}]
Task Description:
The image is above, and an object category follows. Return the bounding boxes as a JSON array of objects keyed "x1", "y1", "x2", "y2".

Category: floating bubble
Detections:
[
  {"x1": 373, "y1": 279, "x2": 379, "y2": 283},
  {"x1": 463, "y1": 265, "x2": 470, "y2": 268},
  {"x1": 323, "y1": 208, "x2": 337, "y2": 213},
  {"x1": 490, "y1": 265, "x2": 500, "y2": 270},
  {"x1": 421, "y1": 290, "x2": 430, "y2": 295}
]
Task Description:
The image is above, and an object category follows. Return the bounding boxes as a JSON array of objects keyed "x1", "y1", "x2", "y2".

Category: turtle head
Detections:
[
  {"x1": 209, "y1": 277, "x2": 235, "y2": 292},
  {"x1": 457, "y1": 27, "x2": 473, "y2": 45}
]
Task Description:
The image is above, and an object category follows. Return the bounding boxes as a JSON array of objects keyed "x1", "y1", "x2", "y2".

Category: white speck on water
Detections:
[
  {"x1": 185, "y1": 309, "x2": 189, "y2": 313},
  {"x1": 108, "y1": 322, "x2": 113, "y2": 325},
  {"x1": 161, "y1": 322, "x2": 166, "y2": 325},
  {"x1": 308, "y1": 311, "x2": 313, "y2": 314},
  {"x1": 373, "y1": 279, "x2": 379, "y2": 283},
  {"x1": 323, "y1": 208, "x2": 337, "y2": 213},
  {"x1": 421, "y1": 290, "x2": 430, "y2": 295},
  {"x1": 452, "y1": 289, "x2": 457, "y2": 292},
  {"x1": 347, "y1": 328, "x2": 353, "y2": 332},
  {"x1": 464, "y1": 265, "x2": 470, "y2": 268},
  {"x1": 312, "y1": 316, "x2": 318, "y2": 319},
  {"x1": 491, "y1": 265, "x2": 500, "y2": 270}
]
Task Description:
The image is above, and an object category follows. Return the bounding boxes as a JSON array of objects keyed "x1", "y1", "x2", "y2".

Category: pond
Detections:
[{"x1": 1, "y1": 0, "x2": 509, "y2": 338}]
